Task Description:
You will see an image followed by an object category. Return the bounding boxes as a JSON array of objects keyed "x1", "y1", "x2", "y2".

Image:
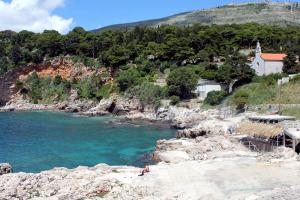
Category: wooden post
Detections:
[
  {"x1": 278, "y1": 82, "x2": 282, "y2": 114},
  {"x1": 293, "y1": 139, "x2": 296, "y2": 151}
]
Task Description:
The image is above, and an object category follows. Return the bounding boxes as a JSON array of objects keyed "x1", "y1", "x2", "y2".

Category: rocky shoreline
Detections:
[
  {"x1": 1, "y1": 97, "x2": 300, "y2": 199},
  {"x1": 0, "y1": 92, "x2": 222, "y2": 129},
  {"x1": 1, "y1": 129, "x2": 300, "y2": 200}
]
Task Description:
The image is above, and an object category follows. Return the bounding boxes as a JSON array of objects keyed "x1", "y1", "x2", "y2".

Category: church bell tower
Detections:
[{"x1": 256, "y1": 41, "x2": 262, "y2": 56}]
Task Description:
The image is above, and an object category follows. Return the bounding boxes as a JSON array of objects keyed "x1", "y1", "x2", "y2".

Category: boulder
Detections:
[
  {"x1": 0, "y1": 163, "x2": 12, "y2": 175},
  {"x1": 154, "y1": 151, "x2": 190, "y2": 163}
]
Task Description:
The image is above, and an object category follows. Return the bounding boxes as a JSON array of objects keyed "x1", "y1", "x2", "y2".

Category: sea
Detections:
[{"x1": 0, "y1": 111, "x2": 175, "y2": 173}]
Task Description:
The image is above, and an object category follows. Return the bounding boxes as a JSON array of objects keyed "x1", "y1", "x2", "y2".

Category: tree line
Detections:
[
  {"x1": 1, "y1": 23, "x2": 300, "y2": 75},
  {"x1": 1, "y1": 23, "x2": 300, "y2": 106}
]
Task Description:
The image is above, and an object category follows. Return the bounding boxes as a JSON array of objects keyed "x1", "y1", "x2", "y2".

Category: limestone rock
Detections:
[
  {"x1": 0, "y1": 163, "x2": 12, "y2": 175},
  {"x1": 258, "y1": 147, "x2": 298, "y2": 162},
  {"x1": 154, "y1": 151, "x2": 190, "y2": 163}
]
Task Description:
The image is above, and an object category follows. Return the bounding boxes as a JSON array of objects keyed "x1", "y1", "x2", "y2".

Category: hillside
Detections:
[
  {"x1": 228, "y1": 75, "x2": 300, "y2": 118},
  {"x1": 95, "y1": 2, "x2": 300, "y2": 32}
]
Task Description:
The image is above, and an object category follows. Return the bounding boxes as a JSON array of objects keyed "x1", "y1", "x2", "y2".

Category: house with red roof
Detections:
[{"x1": 251, "y1": 41, "x2": 287, "y2": 76}]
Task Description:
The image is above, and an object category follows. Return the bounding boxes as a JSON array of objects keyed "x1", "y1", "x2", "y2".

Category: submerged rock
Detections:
[{"x1": 0, "y1": 163, "x2": 12, "y2": 175}]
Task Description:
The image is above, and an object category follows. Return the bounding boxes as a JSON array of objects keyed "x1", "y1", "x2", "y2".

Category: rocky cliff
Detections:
[
  {"x1": 0, "y1": 57, "x2": 109, "y2": 107},
  {"x1": 95, "y1": 2, "x2": 300, "y2": 31}
]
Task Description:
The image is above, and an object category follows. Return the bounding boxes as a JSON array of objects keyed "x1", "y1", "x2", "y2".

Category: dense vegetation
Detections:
[
  {"x1": 1, "y1": 23, "x2": 300, "y2": 106},
  {"x1": 204, "y1": 91, "x2": 227, "y2": 106},
  {"x1": 228, "y1": 74, "x2": 300, "y2": 108},
  {"x1": 1, "y1": 23, "x2": 300, "y2": 75},
  {"x1": 23, "y1": 72, "x2": 115, "y2": 104}
]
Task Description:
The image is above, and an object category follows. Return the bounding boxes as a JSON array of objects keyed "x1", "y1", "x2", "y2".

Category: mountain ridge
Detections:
[{"x1": 93, "y1": 2, "x2": 300, "y2": 32}]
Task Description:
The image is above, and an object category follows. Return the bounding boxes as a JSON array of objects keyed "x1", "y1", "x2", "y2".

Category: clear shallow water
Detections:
[{"x1": 0, "y1": 112, "x2": 175, "y2": 173}]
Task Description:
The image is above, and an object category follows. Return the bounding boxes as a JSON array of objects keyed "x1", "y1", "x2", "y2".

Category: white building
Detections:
[
  {"x1": 194, "y1": 79, "x2": 222, "y2": 100},
  {"x1": 251, "y1": 42, "x2": 287, "y2": 76}
]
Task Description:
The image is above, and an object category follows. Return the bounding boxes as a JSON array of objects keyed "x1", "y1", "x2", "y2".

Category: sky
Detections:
[{"x1": 0, "y1": 0, "x2": 297, "y2": 34}]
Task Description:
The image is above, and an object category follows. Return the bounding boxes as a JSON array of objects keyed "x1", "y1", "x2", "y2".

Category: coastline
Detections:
[{"x1": 2, "y1": 100, "x2": 300, "y2": 199}]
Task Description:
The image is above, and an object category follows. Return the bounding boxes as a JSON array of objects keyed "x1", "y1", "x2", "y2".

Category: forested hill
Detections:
[
  {"x1": 1, "y1": 23, "x2": 300, "y2": 77},
  {"x1": 94, "y1": 2, "x2": 300, "y2": 32}
]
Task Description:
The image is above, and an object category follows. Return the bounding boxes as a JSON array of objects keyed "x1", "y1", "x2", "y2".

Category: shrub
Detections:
[
  {"x1": 75, "y1": 75, "x2": 103, "y2": 100},
  {"x1": 24, "y1": 73, "x2": 70, "y2": 103},
  {"x1": 116, "y1": 67, "x2": 141, "y2": 92},
  {"x1": 15, "y1": 80, "x2": 24, "y2": 90},
  {"x1": 232, "y1": 90, "x2": 249, "y2": 110},
  {"x1": 170, "y1": 96, "x2": 180, "y2": 105},
  {"x1": 253, "y1": 73, "x2": 283, "y2": 86},
  {"x1": 290, "y1": 74, "x2": 300, "y2": 83},
  {"x1": 204, "y1": 91, "x2": 227, "y2": 106},
  {"x1": 95, "y1": 84, "x2": 114, "y2": 99},
  {"x1": 53, "y1": 75, "x2": 62, "y2": 86},
  {"x1": 128, "y1": 82, "x2": 165, "y2": 109},
  {"x1": 167, "y1": 67, "x2": 198, "y2": 99}
]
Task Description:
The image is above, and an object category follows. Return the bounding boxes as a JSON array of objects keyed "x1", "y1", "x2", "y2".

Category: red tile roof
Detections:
[{"x1": 261, "y1": 53, "x2": 287, "y2": 61}]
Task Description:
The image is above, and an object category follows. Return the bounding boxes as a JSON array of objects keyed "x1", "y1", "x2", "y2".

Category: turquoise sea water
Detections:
[{"x1": 0, "y1": 112, "x2": 175, "y2": 173}]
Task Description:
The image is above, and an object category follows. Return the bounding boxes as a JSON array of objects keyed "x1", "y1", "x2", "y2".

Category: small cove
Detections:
[{"x1": 0, "y1": 111, "x2": 175, "y2": 173}]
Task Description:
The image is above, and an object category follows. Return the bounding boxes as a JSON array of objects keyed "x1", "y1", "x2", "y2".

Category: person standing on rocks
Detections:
[{"x1": 139, "y1": 165, "x2": 150, "y2": 176}]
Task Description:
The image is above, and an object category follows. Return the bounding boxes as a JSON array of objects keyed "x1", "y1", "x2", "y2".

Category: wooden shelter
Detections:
[{"x1": 237, "y1": 122, "x2": 284, "y2": 152}]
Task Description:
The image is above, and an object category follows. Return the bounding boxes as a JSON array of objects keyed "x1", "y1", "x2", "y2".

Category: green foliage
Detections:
[
  {"x1": 116, "y1": 67, "x2": 141, "y2": 92},
  {"x1": 1, "y1": 23, "x2": 300, "y2": 107},
  {"x1": 290, "y1": 75, "x2": 300, "y2": 83},
  {"x1": 23, "y1": 72, "x2": 114, "y2": 103},
  {"x1": 95, "y1": 84, "x2": 115, "y2": 99},
  {"x1": 170, "y1": 96, "x2": 180, "y2": 105},
  {"x1": 167, "y1": 67, "x2": 198, "y2": 99},
  {"x1": 282, "y1": 108, "x2": 300, "y2": 120},
  {"x1": 24, "y1": 72, "x2": 70, "y2": 103},
  {"x1": 204, "y1": 91, "x2": 227, "y2": 106},
  {"x1": 215, "y1": 64, "x2": 233, "y2": 84},
  {"x1": 283, "y1": 51, "x2": 300, "y2": 74},
  {"x1": 15, "y1": 80, "x2": 23, "y2": 90},
  {"x1": 253, "y1": 73, "x2": 283, "y2": 85},
  {"x1": 232, "y1": 90, "x2": 250, "y2": 110},
  {"x1": 53, "y1": 75, "x2": 63, "y2": 86},
  {"x1": 128, "y1": 82, "x2": 166, "y2": 109},
  {"x1": 75, "y1": 75, "x2": 105, "y2": 100},
  {"x1": 215, "y1": 53, "x2": 255, "y2": 85},
  {"x1": 227, "y1": 74, "x2": 291, "y2": 108},
  {"x1": 1, "y1": 24, "x2": 300, "y2": 76}
]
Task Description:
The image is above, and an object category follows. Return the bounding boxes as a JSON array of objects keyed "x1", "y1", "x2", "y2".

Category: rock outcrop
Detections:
[
  {"x1": 258, "y1": 146, "x2": 298, "y2": 162},
  {"x1": 153, "y1": 135, "x2": 252, "y2": 163},
  {"x1": 0, "y1": 57, "x2": 110, "y2": 107},
  {"x1": 0, "y1": 163, "x2": 12, "y2": 175},
  {"x1": 83, "y1": 95, "x2": 142, "y2": 116}
]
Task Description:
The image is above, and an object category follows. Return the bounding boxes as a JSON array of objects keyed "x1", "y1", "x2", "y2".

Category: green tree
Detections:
[
  {"x1": 116, "y1": 68, "x2": 141, "y2": 92},
  {"x1": 283, "y1": 51, "x2": 299, "y2": 74},
  {"x1": 204, "y1": 91, "x2": 227, "y2": 106},
  {"x1": 167, "y1": 67, "x2": 198, "y2": 99},
  {"x1": 101, "y1": 45, "x2": 130, "y2": 69},
  {"x1": 128, "y1": 82, "x2": 166, "y2": 109},
  {"x1": 215, "y1": 64, "x2": 233, "y2": 84},
  {"x1": 36, "y1": 30, "x2": 63, "y2": 57}
]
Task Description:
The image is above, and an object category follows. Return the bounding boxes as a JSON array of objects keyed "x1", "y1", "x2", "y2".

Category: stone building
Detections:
[
  {"x1": 251, "y1": 41, "x2": 287, "y2": 76},
  {"x1": 194, "y1": 79, "x2": 222, "y2": 100}
]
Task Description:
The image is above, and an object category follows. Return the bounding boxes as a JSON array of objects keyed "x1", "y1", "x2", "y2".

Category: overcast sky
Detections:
[{"x1": 0, "y1": 0, "x2": 298, "y2": 34}]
